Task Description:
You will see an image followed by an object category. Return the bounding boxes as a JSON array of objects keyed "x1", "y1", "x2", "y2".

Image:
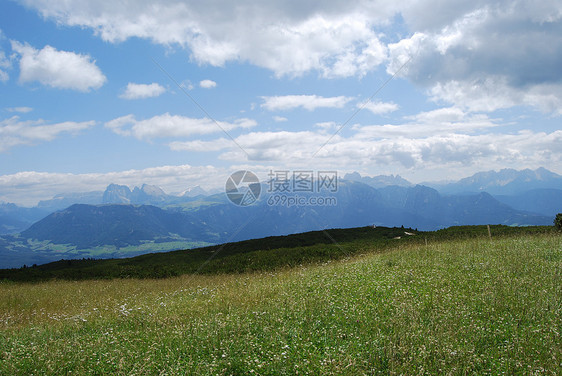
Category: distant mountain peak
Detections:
[
  {"x1": 344, "y1": 172, "x2": 412, "y2": 188},
  {"x1": 102, "y1": 183, "x2": 171, "y2": 205},
  {"x1": 181, "y1": 185, "x2": 208, "y2": 197},
  {"x1": 430, "y1": 167, "x2": 562, "y2": 195},
  {"x1": 137, "y1": 184, "x2": 167, "y2": 196},
  {"x1": 102, "y1": 183, "x2": 132, "y2": 204},
  {"x1": 344, "y1": 172, "x2": 362, "y2": 181}
]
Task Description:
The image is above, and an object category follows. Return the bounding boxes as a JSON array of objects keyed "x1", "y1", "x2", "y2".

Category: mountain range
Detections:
[
  {"x1": 0, "y1": 167, "x2": 560, "y2": 268},
  {"x1": 425, "y1": 167, "x2": 562, "y2": 195}
]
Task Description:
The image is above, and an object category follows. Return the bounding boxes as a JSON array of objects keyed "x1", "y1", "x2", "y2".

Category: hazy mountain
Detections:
[
  {"x1": 168, "y1": 180, "x2": 424, "y2": 242},
  {"x1": 0, "y1": 203, "x2": 49, "y2": 235},
  {"x1": 494, "y1": 189, "x2": 562, "y2": 217},
  {"x1": 344, "y1": 172, "x2": 412, "y2": 188},
  {"x1": 102, "y1": 184, "x2": 133, "y2": 204},
  {"x1": 181, "y1": 186, "x2": 208, "y2": 197},
  {"x1": 21, "y1": 204, "x2": 220, "y2": 249},
  {"x1": 102, "y1": 183, "x2": 174, "y2": 205},
  {"x1": 130, "y1": 184, "x2": 170, "y2": 205},
  {"x1": 428, "y1": 168, "x2": 562, "y2": 195},
  {"x1": 172, "y1": 180, "x2": 550, "y2": 243},
  {"x1": 378, "y1": 185, "x2": 550, "y2": 227},
  {"x1": 11, "y1": 180, "x2": 555, "y2": 247},
  {"x1": 37, "y1": 191, "x2": 104, "y2": 211},
  {"x1": 0, "y1": 172, "x2": 557, "y2": 268}
]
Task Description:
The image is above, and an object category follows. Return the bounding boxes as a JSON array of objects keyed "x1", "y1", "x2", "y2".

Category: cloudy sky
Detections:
[{"x1": 1, "y1": 0, "x2": 561, "y2": 205}]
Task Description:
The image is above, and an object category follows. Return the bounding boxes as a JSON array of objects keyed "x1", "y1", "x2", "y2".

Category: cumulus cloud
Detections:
[
  {"x1": 204, "y1": 126, "x2": 562, "y2": 176},
  {"x1": 0, "y1": 50, "x2": 10, "y2": 82},
  {"x1": 0, "y1": 116, "x2": 95, "y2": 152},
  {"x1": 359, "y1": 100, "x2": 399, "y2": 115},
  {"x1": 16, "y1": 0, "x2": 562, "y2": 111},
  {"x1": 225, "y1": 131, "x2": 328, "y2": 162},
  {"x1": 169, "y1": 138, "x2": 232, "y2": 152},
  {"x1": 180, "y1": 79, "x2": 194, "y2": 90},
  {"x1": 120, "y1": 82, "x2": 166, "y2": 99},
  {"x1": 428, "y1": 79, "x2": 562, "y2": 115},
  {"x1": 19, "y1": 0, "x2": 392, "y2": 77},
  {"x1": 11, "y1": 41, "x2": 106, "y2": 91},
  {"x1": 387, "y1": 1, "x2": 562, "y2": 113},
  {"x1": 159, "y1": 105, "x2": 562, "y2": 178},
  {"x1": 356, "y1": 108, "x2": 500, "y2": 138},
  {"x1": 161, "y1": 124, "x2": 562, "y2": 178},
  {"x1": 6, "y1": 106, "x2": 33, "y2": 113},
  {"x1": 0, "y1": 164, "x2": 227, "y2": 206},
  {"x1": 315, "y1": 121, "x2": 337, "y2": 131},
  {"x1": 199, "y1": 79, "x2": 216, "y2": 89},
  {"x1": 105, "y1": 113, "x2": 257, "y2": 139},
  {"x1": 261, "y1": 95, "x2": 352, "y2": 111},
  {"x1": 272, "y1": 116, "x2": 288, "y2": 122}
]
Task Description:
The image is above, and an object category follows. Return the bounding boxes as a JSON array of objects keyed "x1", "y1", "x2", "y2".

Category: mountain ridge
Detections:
[
  {"x1": 426, "y1": 167, "x2": 562, "y2": 195},
  {"x1": 0, "y1": 167, "x2": 560, "y2": 268}
]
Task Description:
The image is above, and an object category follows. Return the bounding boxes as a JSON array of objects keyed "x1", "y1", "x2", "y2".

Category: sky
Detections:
[{"x1": 1, "y1": 0, "x2": 561, "y2": 206}]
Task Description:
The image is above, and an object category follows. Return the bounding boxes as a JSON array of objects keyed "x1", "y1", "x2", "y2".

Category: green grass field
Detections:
[{"x1": 0, "y1": 231, "x2": 560, "y2": 374}]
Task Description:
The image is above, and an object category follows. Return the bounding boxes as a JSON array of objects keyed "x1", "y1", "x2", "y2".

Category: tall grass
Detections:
[{"x1": 1, "y1": 234, "x2": 560, "y2": 375}]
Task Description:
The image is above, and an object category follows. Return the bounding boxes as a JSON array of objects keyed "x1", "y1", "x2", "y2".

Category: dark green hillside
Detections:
[
  {"x1": 21, "y1": 204, "x2": 219, "y2": 248},
  {"x1": 1, "y1": 224, "x2": 554, "y2": 282}
]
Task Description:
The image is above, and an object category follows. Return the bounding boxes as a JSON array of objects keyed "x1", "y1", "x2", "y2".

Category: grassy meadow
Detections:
[{"x1": 0, "y1": 233, "x2": 561, "y2": 374}]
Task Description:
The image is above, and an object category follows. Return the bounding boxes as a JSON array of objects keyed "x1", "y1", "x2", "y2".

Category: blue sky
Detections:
[{"x1": 1, "y1": 0, "x2": 561, "y2": 205}]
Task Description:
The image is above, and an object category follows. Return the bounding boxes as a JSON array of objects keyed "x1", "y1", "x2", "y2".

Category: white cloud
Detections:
[
  {"x1": 199, "y1": 79, "x2": 216, "y2": 89},
  {"x1": 120, "y1": 82, "x2": 166, "y2": 99},
  {"x1": 407, "y1": 107, "x2": 467, "y2": 123},
  {"x1": 163, "y1": 106, "x2": 562, "y2": 176},
  {"x1": 387, "y1": 2, "x2": 562, "y2": 114},
  {"x1": 360, "y1": 100, "x2": 399, "y2": 115},
  {"x1": 356, "y1": 109, "x2": 500, "y2": 139},
  {"x1": 202, "y1": 127, "x2": 562, "y2": 176},
  {"x1": 272, "y1": 116, "x2": 287, "y2": 122},
  {"x1": 19, "y1": 0, "x2": 392, "y2": 77},
  {"x1": 105, "y1": 113, "x2": 257, "y2": 139},
  {"x1": 169, "y1": 138, "x2": 232, "y2": 152},
  {"x1": 6, "y1": 106, "x2": 33, "y2": 113},
  {"x1": 0, "y1": 164, "x2": 227, "y2": 206},
  {"x1": 0, "y1": 116, "x2": 95, "y2": 152},
  {"x1": 230, "y1": 131, "x2": 327, "y2": 161},
  {"x1": 428, "y1": 78, "x2": 562, "y2": 114},
  {"x1": 0, "y1": 50, "x2": 10, "y2": 82},
  {"x1": 11, "y1": 41, "x2": 106, "y2": 91},
  {"x1": 17, "y1": 0, "x2": 562, "y2": 109},
  {"x1": 180, "y1": 79, "x2": 194, "y2": 90},
  {"x1": 2, "y1": 112, "x2": 561, "y2": 206},
  {"x1": 261, "y1": 95, "x2": 352, "y2": 111},
  {"x1": 315, "y1": 121, "x2": 337, "y2": 130}
]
